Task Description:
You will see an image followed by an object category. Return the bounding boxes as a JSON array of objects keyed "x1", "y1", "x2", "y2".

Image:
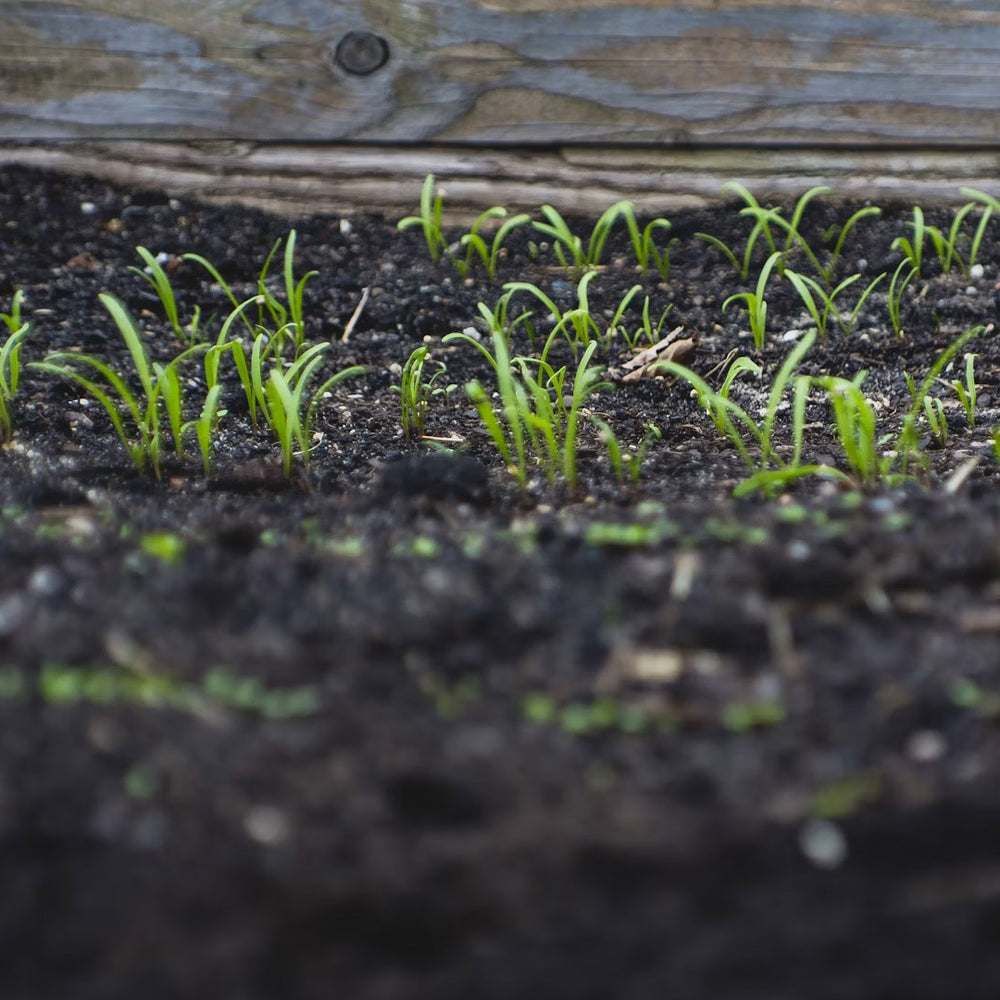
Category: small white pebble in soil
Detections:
[
  {"x1": 907, "y1": 729, "x2": 947, "y2": 763},
  {"x1": 339, "y1": 218, "x2": 353, "y2": 237},
  {"x1": 970, "y1": 263, "x2": 985, "y2": 280},
  {"x1": 244, "y1": 805, "x2": 291, "y2": 846},
  {"x1": 798, "y1": 818, "x2": 848, "y2": 869},
  {"x1": 787, "y1": 540, "x2": 811, "y2": 561},
  {"x1": 965, "y1": 286, "x2": 977, "y2": 296},
  {"x1": 80, "y1": 201, "x2": 97, "y2": 215},
  {"x1": 856, "y1": 258, "x2": 868, "y2": 271},
  {"x1": 28, "y1": 566, "x2": 63, "y2": 596}
]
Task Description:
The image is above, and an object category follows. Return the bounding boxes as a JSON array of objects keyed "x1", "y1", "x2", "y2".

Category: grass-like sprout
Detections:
[
  {"x1": 0, "y1": 302, "x2": 29, "y2": 444},
  {"x1": 250, "y1": 340, "x2": 364, "y2": 477},
  {"x1": 620, "y1": 297, "x2": 673, "y2": 349},
  {"x1": 183, "y1": 229, "x2": 316, "y2": 359},
  {"x1": 32, "y1": 294, "x2": 206, "y2": 477},
  {"x1": 894, "y1": 325, "x2": 987, "y2": 475},
  {"x1": 130, "y1": 247, "x2": 203, "y2": 345},
  {"x1": 891, "y1": 206, "x2": 927, "y2": 277},
  {"x1": 722, "y1": 250, "x2": 783, "y2": 349},
  {"x1": 591, "y1": 419, "x2": 662, "y2": 483},
  {"x1": 503, "y1": 274, "x2": 641, "y2": 358},
  {"x1": 655, "y1": 331, "x2": 841, "y2": 495},
  {"x1": 456, "y1": 208, "x2": 532, "y2": 281},
  {"x1": 784, "y1": 267, "x2": 886, "y2": 339},
  {"x1": 1, "y1": 289, "x2": 26, "y2": 333},
  {"x1": 697, "y1": 184, "x2": 830, "y2": 283},
  {"x1": 923, "y1": 203, "x2": 993, "y2": 278},
  {"x1": 887, "y1": 261, "x2": 917, "y2": 339},
  {"x1": 922, "y1": 395, "x2": 948, "y2": 447},
  {"x1": 946, "y1": 352, "x2": 978, "y2": 430},
  {"x1": 620, "y1": 204, "x2": 677, "y2": 280},
  {"x1": 442, "y1": 329, "x2": 610, "y2": 490},
  {"x1": 813, "y1": 374, "x2": 887, "y2": 485},
  {"x1": 397, "y1": 173, "x2": 447, "y2": 265},
  {"x1": 818, "y1": 207, "x2": 882, "y2": 286},
  {"x1": 532, "y1": 201, "x2": 627, "y2": 277},
  {"x1": 394, "y1": 345, "x2": 455, "y2": 440}
]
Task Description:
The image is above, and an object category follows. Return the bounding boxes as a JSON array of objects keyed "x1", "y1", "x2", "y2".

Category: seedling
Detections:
[
  {"x1": 32, "y1": 294, "x2": 206, "y2": 477},
  {"x1": 1, "y1": 289, "x2": 26, "y2": 333},
  {"x1": 394, "y1": 345, "x2": 455, "y2": 439},
  {"x1": 891, "y1": 206, "x2": 927, "y2": 276},
  {"x1": 503, "y1": 274, "x2": 641, "y2": 358},
  {"x1": 887, "y1": 260, "x2": 917, "y2": 339},
  {"x1": 722, "y1": 250, "x2": 783, "y2": 349},
  {"x1": 946, "y1": 352, "x2": 979, "y2": 430},
  {"x1": 397, "y1": 173, "x2": 447, "y2": 265},
  {"x1": 620, "y1": 296, "x2": 673, "y2": 350},
  {"x1": 0, "y1": 306, "x2": 29, "y2": 443},
  {"x1": 443, "y1": 329, "x2": 610, "y2": 490},
  {"x1": 783, "y1": 267, "x2": 886, "y2": 339},
  {"x1": 183, "y1": 229, "x2": 317, "y2": 358},
  {"x1": 456, "y1": 208, "x2": 532, "y2": 281},
  {"x1": 620, "y1": 203, "x2": 678, "y2": 280},
  {"x1": 131, "y1": 246, "x2": 203, "y2": 345},
  {"x1": 818, "y1": 206, "x2": 882, "y2": 286},
  {"x1": 813, "y1": 374, "x2": 886, "y2": 485},
  {"x1": 532, "y1": 201, "x2": 627, "y2": 277},
  {"x1": 592, "y1": 419, "x2": 662, "y2": 482},
  {"x1": 251, "y1": 340, "x2": 364, "y2": 477}
]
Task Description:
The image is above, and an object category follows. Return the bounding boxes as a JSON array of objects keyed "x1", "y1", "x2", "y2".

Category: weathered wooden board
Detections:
[
  {"x1": 4, "y1": 1, "x2": 1000, "y2": 144},
  {"x1": 3, "y1": 142, "x2": 998, "y2": 218}
]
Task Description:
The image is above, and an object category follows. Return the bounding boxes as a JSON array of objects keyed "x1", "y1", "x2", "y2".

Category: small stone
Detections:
[
  {"x1": 244, "y1": 805, "x2": 291, "y2": 846},
  {"x1": 339, "y1": 218, "x2": 353, "y2": 237},
  {"x1": 970, "y1": 263, "x2": 985, "y2": 280},
  {"x1": 799, "y1": 818, "x2": 848, "y2": 869},
  {"x1": 907, "y1": 729, "x2": 947, "y2": 763}
]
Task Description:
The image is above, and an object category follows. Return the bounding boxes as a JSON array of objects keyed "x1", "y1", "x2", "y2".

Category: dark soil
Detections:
[{"x1": 3, "y1": 164, "x2": 1000, "y2": 999}]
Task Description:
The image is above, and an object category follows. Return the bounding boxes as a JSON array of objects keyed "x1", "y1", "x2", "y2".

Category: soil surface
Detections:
[{"x1": 3, "y1": 164, "x2": 1000, "y2": 998}]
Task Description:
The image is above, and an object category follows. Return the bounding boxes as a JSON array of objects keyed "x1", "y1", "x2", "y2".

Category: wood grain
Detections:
[
  {"x1": 2, "y1": 142, "x2": 998, "y2": 218},
  {"x1": 3, "y1": 1, "x2": 1000, "y2": 144}
]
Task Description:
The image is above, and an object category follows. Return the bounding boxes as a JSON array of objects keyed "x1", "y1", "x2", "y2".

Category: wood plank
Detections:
[
  {"x1": 3, "y1": 1, "x2": 1000, "y2": 144},
  {"x1": 2, "y1": 142, "x2": 999, "y2": 218}
]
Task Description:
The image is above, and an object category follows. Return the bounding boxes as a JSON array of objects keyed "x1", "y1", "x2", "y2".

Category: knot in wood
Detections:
[{"x1": 332, "y1": 31, "x2": 389, "y2": 76}]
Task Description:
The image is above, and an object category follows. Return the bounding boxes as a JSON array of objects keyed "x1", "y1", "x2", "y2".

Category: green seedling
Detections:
[
  {"x1": 0, "y1": 314, "x2": 29, "y2": 443},
  {"x1": 722, "y1": 250, "x2": 783, "y2": 349},
  {"x1": 891, "y1": 206, "x2": 927, "y2": 276},
  {"x1": 620, "y1": 296, "x2": 673, "y2": 349},
  {"x1": 504, "y1": 273, "x2": 641, "y2": 358},
  {"x1": 698, "y1": 184, "x2": 830, "y2": 282},
  {"x1": 946, "y1": 352, "x2": 978, "y2": 430},
  {"x1": 131, "y1": 246, "x2": 203, "y2": 345},
  {"x1": 620, "y1": 203, "x2": 678, "y2": 280},
  {"x1": 183, "y1": 229, "x2": 316, "y2": 358},
  {"x1": 456, "y1": 208, "x2": 532, "y2": 281},
  {"x1": 887, "y1": 260, "x2": 917, "y2": 339},
  {"x1": 591, "y1": 419, "x2": 662, "y2": 482},
  {"x1": 251, "y1": 340, "x2": 364, "y2": 477},
  {"x1": 783, "y1": 267, "x2": 886, "y2": 339},
  {"x1": 394, "y1": 345, "x2": 455, "y2": 440},
  {"x1": 443, "y1": 329, "x2": 610, "y2": 490},
  {"x1": 397, "y1": 173, "x2": 447, "y2": 265},
  {"x1": 734, "y1": 184, "x2": 831, "y2": 279},
  {"x1": 922, "y1": 395, "x2": 948, "y2": 447},
  {"x1": 895, "y1": 324, "x2": 986, "y2": 475},
  {"x1": 181, "y1": 384, "x2": 225, "y2": 476},
  {"x1": 657, "y1": 331, "x2": 844, "y2": 495},
  {"x1": 922, "y1": 202, "x2": 993, "y2": 277},
  {"x1": 32, "y1": 294, "x2": 206, "y2": 477},
  {"x1": 532, "y1": 201, "x2": 627, "y2": 277},
  {"x1": 1, "y1": 289, "x2": 26, "y2": 333},
  {"x1": 818, "y1": 206, "x2": 882, "y2": 286},
  {"x1": 813, "y1": 373, "x2": 888, "y2": 485}
]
